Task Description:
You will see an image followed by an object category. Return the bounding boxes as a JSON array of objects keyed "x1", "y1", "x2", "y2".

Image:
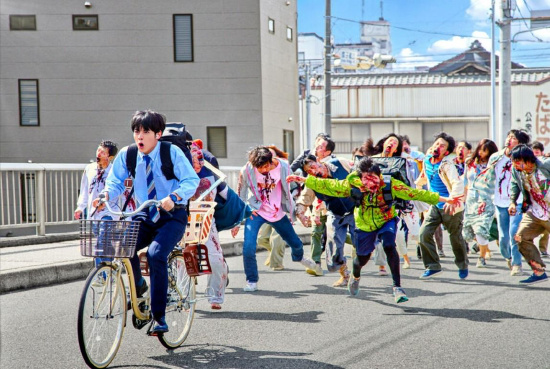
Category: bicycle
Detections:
[
  {"x1": 77, "y1": 197, "x2": 216, "y2": 368},
  {"x1": 77, "y1": 161, "x2": 226, "y2": 369}
]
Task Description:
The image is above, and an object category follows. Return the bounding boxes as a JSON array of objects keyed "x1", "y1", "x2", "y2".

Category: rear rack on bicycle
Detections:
[
  {"x1": 80, "y1": 219, "x2": 140, "y2": 258},
  {"x1": 180, "y1": 201, "x2": 216, "y2": 276}
]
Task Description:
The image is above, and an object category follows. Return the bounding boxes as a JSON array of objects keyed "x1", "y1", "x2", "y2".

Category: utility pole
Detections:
[
  {"x1": 498, "y1": 0, "x2": 513, "y2": 146},
  {"x1": 304, "y1": 63, "x2": 312, "y2": 149},
  {"x1": 490, "y1": 0, "x2": 496, "y2": 142},
  {"x1": 324, "y1": 0, "x2": 332, "y2": 135}
]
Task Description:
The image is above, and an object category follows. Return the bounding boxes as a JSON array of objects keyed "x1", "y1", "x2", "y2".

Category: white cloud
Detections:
[
  {"x1": 393, "y1": 48, "x2": 439, "y2": 71},
  {"x1": 511, "y1": 0, "x2": 550, "y2": 42},
  {"x1": 427, "y1": 31, "x2": 493, "y2": 53},
  {"x1": 466, "y1": 0, "x2": 491, "y2": 21}
]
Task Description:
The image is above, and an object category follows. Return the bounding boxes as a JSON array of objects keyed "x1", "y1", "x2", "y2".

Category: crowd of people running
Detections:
[
  {"x1": 75, "y1": 109, "x2": 550, "y2": 334},
  {"x1": 232, "y1": 128, "x2": 550, "y2": 304}
]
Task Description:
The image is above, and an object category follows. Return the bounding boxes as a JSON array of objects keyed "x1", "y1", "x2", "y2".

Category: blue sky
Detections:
[{"x1": 297, "y1": 0, "x2": 550, "y2": 69}]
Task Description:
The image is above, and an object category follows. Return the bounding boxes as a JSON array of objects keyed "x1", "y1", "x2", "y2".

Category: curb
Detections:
[
  {"x1": 0, "y1": 233, "x2": 79, "y2": 248},
  {"x1": 0, "y1": 233, "x2": 310, "y2": 294}
]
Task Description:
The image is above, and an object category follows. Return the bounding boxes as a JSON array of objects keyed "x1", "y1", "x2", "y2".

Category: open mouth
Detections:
[{"x1": 138, "y1": 142, "x2": 145, "y2": 149}]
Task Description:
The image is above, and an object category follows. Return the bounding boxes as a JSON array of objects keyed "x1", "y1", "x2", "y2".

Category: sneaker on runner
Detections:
[
  {"x1": 378, "y1": 267, "x2": 389, "y2": 276},
  {"x1": 438, "y1": 249, "x2": 446, "y2": 257},
  {"x1": 510, "y1": 265, "x2": 524, "y2": 276},
  {"x1": 419, "y1": 269, "x2": 442, "y2": 279},
  {"x1": 393, "y1": 287, "x2": 409, "y2": 303},
  {"x1": 348, "y1": 277, "x2": 360, "y2": 296},
  {"x1": 458, "y1": 269, "x2": 469, "y2": 280},
  {"x1": 476, "y1": 257, "x2": 487, "y2": 268},
  {"x1": 403, "y1": 260, "x2": 411, "y2": 269},
  {"x1": 519, "y1": 272, "x2": 548, "y2": 285},
  {"x1": 243, "y1": 281, "x2": 258, "y2": 292},
  {"x1": 299, "y1": 257, "x2": 317, "y2": 271},
  {"x1": 306, "y1": 263, "x2": 323, "y2": 276}
]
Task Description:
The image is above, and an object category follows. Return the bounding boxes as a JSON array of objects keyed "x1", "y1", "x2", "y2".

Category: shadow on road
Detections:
[
  {"x1": 148, "y1": 344, "x2": 344, "y2": 368},
  {"x1": 371, "y1": 299, "x2": 550, "y2": 323},
  {"x1": 195, "y1": 309, "x2": 323, "y2": 323}
]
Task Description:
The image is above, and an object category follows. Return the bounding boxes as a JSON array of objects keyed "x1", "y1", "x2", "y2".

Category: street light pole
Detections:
[
  {"x1": 490, "y1": 0, "x2": 497, "y2": 142},
  {"x1": 305, "y1": 63, "x2": 312, "y2": 149},
  {"x1": 498, "y1": 0, "x2": 512, "y2": 146},
  {"x1": 324, "y1": 0, "x2": 332, "y2": 136}
]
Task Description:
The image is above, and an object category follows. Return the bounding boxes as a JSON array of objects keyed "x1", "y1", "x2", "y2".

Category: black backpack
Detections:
[
  {"x1": 349, "y1": 157, "x2": 413, "y2": 213},
  {"x1": 126, "y1": 122, "x2": 193, "y2": 180}
]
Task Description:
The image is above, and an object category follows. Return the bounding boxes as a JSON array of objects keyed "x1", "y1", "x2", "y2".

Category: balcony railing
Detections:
[{"x1": 0, "y1": 163, "x2": 242, "y2": 236}]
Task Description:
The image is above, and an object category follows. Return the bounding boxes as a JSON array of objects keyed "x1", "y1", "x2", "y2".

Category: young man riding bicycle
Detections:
[{"x1": 95, "y1": 110, "x2": 199, "y2": 335}]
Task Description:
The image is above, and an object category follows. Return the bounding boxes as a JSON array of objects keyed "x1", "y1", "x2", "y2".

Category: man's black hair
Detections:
[
  {"x1": 355, "y1": 157, "x2": 381, "y2": 177},
  {"x1": 316, "y1": 134, "x2": 335, "y2": 154},
  {"x1": 130, "y1": 109, "x2": 166, "y2": 134},
  {"x1": 532, "y1": 141, "x2": 544, "y2": 152},
  {"x1": 400, "y1": 135, "x2": 411, "y2": 145},
  {"x1": 434, "y1": 132, "x2": 456, "y2": 154},
  {"x1": 100, "y1": 140, "x2": 118, "y2": 157},
  {"x1": 508, "y1": 129, "x2": 530, "y2": 145},
  {"x1": 301, "y1": 153, "x2": 317, "y2": 169},
  {"x1": 458, "y1": 140, "x2": 472, "y2": 151},
  {"x1": 511, "y1": 144, "x2": 537, "y2": 164},
  {"x1": 248, "y1": 146, "x2": 273, "y2": 168}
]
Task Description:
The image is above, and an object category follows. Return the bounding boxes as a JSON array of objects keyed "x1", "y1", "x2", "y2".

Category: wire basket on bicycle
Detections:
[{"x1": 80, "y1": 219, "x2": 141, "y2": 258}]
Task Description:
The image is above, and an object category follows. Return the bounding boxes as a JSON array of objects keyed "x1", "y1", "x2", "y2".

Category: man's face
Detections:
[
  {"x1": 191, "y1": 147, "x2": 204, "y2": 173},
  {"x1": 402, "y1": 141, "x2": 411, "y2": 154},
  {"x1": 304, "y1": 161, "x2": 328, "y2": 178},
  {"x1": 315, "y1": 139, "x2": 331, "y2": 159},
  {"x1": 432, "y1": 138, "x2": 450, "y2": 159},
  {"x1": 533, "y1": 148, "x2": 543, "y2": 157},
  {"x1": 383, "y1": 136, "x2": 399, "y2": 157},
  {"x1": 361, "y1": 172, "x2": 382, "y2": 193},
  {"x1": 455, "y1": 142, "x2": 470, "y2": 163},
  {"x1": 505, "y1": 134, "x2": 519, "y2": 150},
  {"x1": 512, "y1": 159, "x2": 536, "y2": 173},
  {"x1": 96, "y1": 146, "x2": 111, "y2": 168},
  {"x1": 133, "y1": 127, "x2": 160, "y2": 155},
  {"x1": 256, "y1": 161, "x2": 272, "y2": 175}
]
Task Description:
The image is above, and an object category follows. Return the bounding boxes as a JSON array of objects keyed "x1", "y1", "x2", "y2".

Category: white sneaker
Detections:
[
  {"x1": 243, "y1": 281, "x2": 258, "y2": 292},
  {"x1": 306, "y1": 263, "x2": 324, "y2": 276},
  {"x1": 510, "y1": 265, "x2": 524, "y2": 276},
  {"x1": 378, "y1": 267, "x2": 389, "y2": 276},
  {"x1": 299, "y1": 257, "x2": 317, "y2": 270},
  {"x1": 403, "y1": 261, "x2": 411, "y2": 269}
]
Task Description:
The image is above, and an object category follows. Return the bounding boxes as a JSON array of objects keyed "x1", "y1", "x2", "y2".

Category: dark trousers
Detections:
[
  {"x1": 130, "y1": 207, "x2": 187, "y2": 319},
  {"x1": 419, "y1": 206, "x2": 468, "y2": 271}
]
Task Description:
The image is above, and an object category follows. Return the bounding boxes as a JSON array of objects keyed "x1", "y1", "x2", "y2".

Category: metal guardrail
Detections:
[{"x1": 0, "y1": 163, "x2": 242, "y2": 236}]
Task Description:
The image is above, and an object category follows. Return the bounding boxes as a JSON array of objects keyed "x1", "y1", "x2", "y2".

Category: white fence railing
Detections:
[{"x1": 0, "y1": 163, "x2": 241, "y2": 236}]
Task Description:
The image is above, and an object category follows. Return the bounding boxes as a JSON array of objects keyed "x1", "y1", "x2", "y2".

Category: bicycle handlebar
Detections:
[{"x1": 97, "y1": 194, "x2": 162, "y2": 218}]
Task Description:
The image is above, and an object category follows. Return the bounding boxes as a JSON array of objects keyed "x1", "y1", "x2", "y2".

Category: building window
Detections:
[
  {"x1": 173, "y1": 14, "x2": 194, "y2": 62},
  {"x1": 207, "y1": 127, "x2": 227, "y2": 158},
  {"x1": 286, "y1": 27, "x2": 293, "y2": 41},
  {"x1": 19, "y1": 79, "x2": 40, "y2": 127},
  {"x1": 283, "y1": 130, "x2": 295, "y2": 161},
  {"x1": 268, "y1": 18, "x2": 275, "y2": 34},
  {"x1": 10, "y1": 15, "x2": 36, "y2": 30},
  {"x1": 72, "y1": 15, "x2": 98, "y2": 30}
]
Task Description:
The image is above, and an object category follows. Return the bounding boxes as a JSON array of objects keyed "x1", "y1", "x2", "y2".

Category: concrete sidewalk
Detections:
[{"x1": 0, "y1": 225, "x2": 312, "y2": 294}]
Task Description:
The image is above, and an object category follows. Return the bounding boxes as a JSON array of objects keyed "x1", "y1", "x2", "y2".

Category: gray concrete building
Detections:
[{"x1": 0, "y1": 0, "x2": 300, "y2": 165}]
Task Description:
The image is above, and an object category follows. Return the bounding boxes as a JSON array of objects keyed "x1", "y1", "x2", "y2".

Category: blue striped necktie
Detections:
[{"x1": 143, "y1": 155, "x2": 160, "y2": 222}]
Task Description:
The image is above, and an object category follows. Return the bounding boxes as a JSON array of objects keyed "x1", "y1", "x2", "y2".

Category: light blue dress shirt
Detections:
[{"x1": 104, "y1": 141, "x2": 199, "y2": 207}]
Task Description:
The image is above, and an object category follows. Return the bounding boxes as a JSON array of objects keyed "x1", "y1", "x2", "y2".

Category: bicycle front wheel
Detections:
[
  {"x1": 159, "y1": 254, "x2": 196, "y2": 349},
  {"x1": 78, "y1": 264, "x2": 127, "y2": 369}
]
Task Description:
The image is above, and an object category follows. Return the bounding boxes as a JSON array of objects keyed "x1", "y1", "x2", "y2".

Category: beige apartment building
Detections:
[{"x1": 0, "y1": 0, "x2": 300, "y2": 165}]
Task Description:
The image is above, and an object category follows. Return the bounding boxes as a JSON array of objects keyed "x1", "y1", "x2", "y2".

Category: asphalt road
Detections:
[{"x1": 2, "y1": 245, "x2": 549, "y2": 369}]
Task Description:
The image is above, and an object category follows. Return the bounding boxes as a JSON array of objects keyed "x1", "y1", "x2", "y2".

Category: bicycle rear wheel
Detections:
[
  {"x1": 78, "y1": 265, "x2": 127, "y2": 369},
  {"x1": 159, "y1": 254, "x2": 196, "y2": 349}
]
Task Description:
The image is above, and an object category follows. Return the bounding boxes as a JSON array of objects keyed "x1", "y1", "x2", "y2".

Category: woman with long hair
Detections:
[{"x1": 462, "y1": 138, "x2": 499, "y2": 268}]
